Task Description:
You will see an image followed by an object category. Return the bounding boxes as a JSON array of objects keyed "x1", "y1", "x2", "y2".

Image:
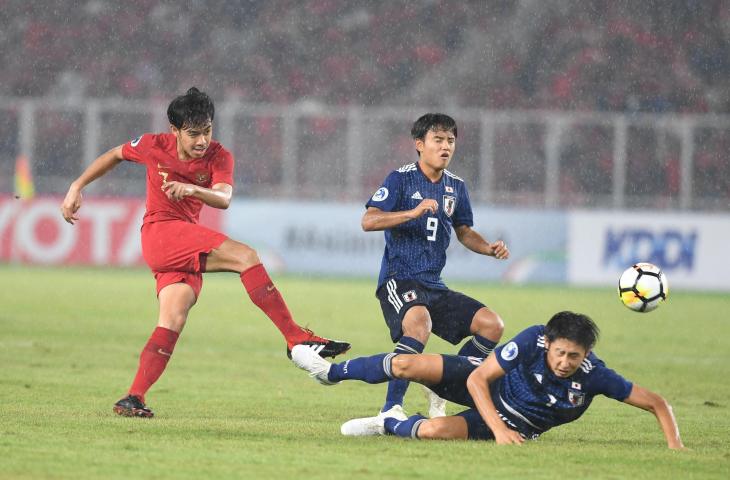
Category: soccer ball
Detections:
[{"x1": 618, "y1": 263, "x2": 669, "y2": 313}]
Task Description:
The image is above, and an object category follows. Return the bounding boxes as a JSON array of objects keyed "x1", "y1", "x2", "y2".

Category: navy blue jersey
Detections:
[
  {"x1": 491, "y1": 325, "x2": 633, "y2": 439},
  {"x1": 366, "y1": 162, "x2": 473, "y2": 289}
]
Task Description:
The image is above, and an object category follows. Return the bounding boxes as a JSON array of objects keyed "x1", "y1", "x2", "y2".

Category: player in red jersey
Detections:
[{"x1": 60, "y1": 87, "x2": 350, "y2": 418}]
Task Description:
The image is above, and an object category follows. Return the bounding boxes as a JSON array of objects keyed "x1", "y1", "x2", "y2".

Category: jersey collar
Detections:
[{"x1": 416, "y1": 161, "x2": 444, "y2": 184}]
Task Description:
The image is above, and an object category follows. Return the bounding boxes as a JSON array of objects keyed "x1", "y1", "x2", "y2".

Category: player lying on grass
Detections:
[
  {"x1": 60, "y1": 87, "x2": 350, "y2": 418},
  {"x1": 292, "y1": 311, "x2": 684, "y2": 449}
]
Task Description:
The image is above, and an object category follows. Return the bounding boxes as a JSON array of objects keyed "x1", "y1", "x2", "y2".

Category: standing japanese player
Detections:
[{"x1": 342, "y1": 113, "x2": 510, "y2": 435}]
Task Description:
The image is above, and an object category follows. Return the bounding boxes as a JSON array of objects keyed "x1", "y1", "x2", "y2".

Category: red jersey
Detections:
[{"x1": 122, "y1": 133, "x2": 234, "y2": 224}]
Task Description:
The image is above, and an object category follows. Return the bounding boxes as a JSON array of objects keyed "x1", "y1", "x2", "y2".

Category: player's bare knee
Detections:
[
  {"x1": 486, "y1": 313, "x2": 505, "y2": 339},
  {"x1": 221, "y1": 241, "x2": 260, "y2": 271},
  {"x1": 391, "y1": 354, "x2": 416, "y2": 379},
  {"x1": 401, "y1": 327, "x2": 430, "y2": 345},
  {"x1": 472, "y1": 308, "x2": 504, "y2": 341},
  {"x1": 402, "y1": 311, "x2": 432, "y2": 343},
  {"x1": 237, "y1": 244, "x2": 260, "y2": 269},
  {"x1": 415, "y1": 419, "x2": 442, "y2": 439},
  {"x1": 159, "y1": 313, "x2": 187, "y2": 333}
]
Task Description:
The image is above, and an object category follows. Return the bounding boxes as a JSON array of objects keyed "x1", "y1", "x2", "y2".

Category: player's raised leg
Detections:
[
  {"x1": 205, "y1": 239, "x2": 350, "y2": 358},
  {"x1": 292, "y1": 346, "x2": 446, "y2": 435},
  {"x1": 292, "y1": 345, "x2": 444, "y2": 387},
  {"x1": 114, "y1": 282, "x2": 196, "y2": 418}
]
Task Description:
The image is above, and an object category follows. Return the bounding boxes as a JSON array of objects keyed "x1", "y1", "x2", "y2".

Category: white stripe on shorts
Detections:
[{"x1": 386, "y1": 279, "x2": 403, "y2": 313}]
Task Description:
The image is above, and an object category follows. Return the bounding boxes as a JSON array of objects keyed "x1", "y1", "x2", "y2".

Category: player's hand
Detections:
[
  {"x1": 487, "y1": 240, "x2": 509, "y2": 260},
  {"x1": 162, "y1": 181, "x2": 197, "y2": 201},
  {"x1": 493, "y1": 427, "x2": 524, "y2": 445},
  {"x1": 60, "y1": 187, "x2": 83, "y2": 225},
  {"x1": 412, "y1": 199, "x2": 438, "y2": 218}
]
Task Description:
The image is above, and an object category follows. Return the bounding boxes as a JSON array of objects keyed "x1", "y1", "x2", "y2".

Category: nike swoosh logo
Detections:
[
  {"x1": 267, "y1": 285, "x2": 276, "y2": 291},
  {"x1": 157, "y1": 349, "x2": 172, "y2": 357}
]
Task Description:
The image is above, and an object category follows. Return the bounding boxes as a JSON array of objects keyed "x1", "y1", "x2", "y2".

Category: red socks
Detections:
[
  {"x1": 240, "y1": 263, "x2": 306, "y2": 346},
  {"x1": 129, "y1": 326, "x2": 179, "y2": 402},
  {"x1": 127, "y1": 266, "x2": 304, "y2": 402}
]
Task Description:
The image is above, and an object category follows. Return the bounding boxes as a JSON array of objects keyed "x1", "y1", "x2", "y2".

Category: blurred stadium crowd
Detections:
[
  {"x1": 2, "y1": 0, "x2": 729, "y2": 112},
  {"x1": 0, "y1": 0, "x2": 728, "y2": 208}
]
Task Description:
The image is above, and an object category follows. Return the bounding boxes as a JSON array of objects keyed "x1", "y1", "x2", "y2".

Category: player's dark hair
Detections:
[
  {"x1": 411, "y1": 113, "x2": 458, "y2": 141},
  {"x1": 411, "y1": 113, "x2": 457, "y2": 157},
  {"x1": 544, "y1": 311, "x2": 600, "y2": 351},
  {"x1": 167, "y1": 87, "x2": 215, "y2": 129}
]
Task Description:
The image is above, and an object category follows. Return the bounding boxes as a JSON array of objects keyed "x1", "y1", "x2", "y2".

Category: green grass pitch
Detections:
[{"x1": 1, "y1": 266, "x2": 729, "y2": 479}]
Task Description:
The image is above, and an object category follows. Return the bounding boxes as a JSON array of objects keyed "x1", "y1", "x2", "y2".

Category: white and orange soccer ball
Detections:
[{"x1": 618, "y1": 263, "x2": 669, "y2": 313}]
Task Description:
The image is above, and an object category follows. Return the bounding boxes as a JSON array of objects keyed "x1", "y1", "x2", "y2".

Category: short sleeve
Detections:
[
  {"x1": 121, "y1": 133, "x2": 154, "y2": 164},
  {"x1": 211, "y1": 147, "x2": 234, "y2": 186},
  {"x1": 494, "y1": 325, "x2": 544, "y2": 373},
  {"x1": 585, "y1": 362, "x2": 634, "y2": 402},
  {"x1": 365, "y1": 171, "x2": 401, "y2": 212},
  {"x1": 452, "y1": 181, "x2": 473, "y2": 227}
]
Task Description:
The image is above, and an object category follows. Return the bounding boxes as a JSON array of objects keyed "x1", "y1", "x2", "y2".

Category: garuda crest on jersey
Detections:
[
  {"x1": 443, "y1": 195, "x2": 456, "y2": 217},
  {"x1": 195, "y1": 171, "x2": 210, "y2": 184}
]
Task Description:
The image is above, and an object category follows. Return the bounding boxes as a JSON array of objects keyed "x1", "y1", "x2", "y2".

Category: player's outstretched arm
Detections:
[
  {"x1": 361, "y1": 200, "x2": 438, "y2": 231},
  {"x1": 466, "y1": 355, "x2": 524, "y2": 445},
  {"x1": 60, "y1": 145, "x2": 125, "y2": 224},
  {"x1": 162, "y1": 181, "x2": 232, "y2": 209},
  {"x1": 454, "y1": 225, "x2": 509, "y2": 260},
  {"x1": 623, "y1": 384, "x2": 685, "y2": 449}
]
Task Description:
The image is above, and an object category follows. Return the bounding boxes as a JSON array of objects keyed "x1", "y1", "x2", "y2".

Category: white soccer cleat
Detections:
[
  {"x1": 340, "y1": 405, "x2": 408, "y2": 436},
  {"x1": 340, "y1": 415, "x2": 383, "y2": 436},
  {"x1": 290, "y1": 344, "x2": 339, "y2": 386},
  {"x1": 422, "y1": 385, "x2": 447, "y2": 418}
]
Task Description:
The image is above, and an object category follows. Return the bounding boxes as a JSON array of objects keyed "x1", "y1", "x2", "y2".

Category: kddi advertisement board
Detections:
[{"x1": 568, "y1": 211, "x2": 730, "y2": 290}]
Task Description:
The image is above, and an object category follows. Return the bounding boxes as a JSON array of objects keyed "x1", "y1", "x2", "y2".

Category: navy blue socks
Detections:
[
  {"x1": 384, "y1": 414, "x2": 427, "y2": 438},
  {"x1": 327, "y1": 353, "x2": 395, "y2": 384},
  {"x1": 382, "y1": 336, "x2": 424, "y2": 412},
  {"x1": 458, "y1": 334, "x2": 497, "y2": 358}
]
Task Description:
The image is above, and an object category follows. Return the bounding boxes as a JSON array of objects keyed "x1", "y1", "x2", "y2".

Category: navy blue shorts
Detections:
[
  {"x1": 376, "y1": 279, "x2": 486, "y2": 344},
  {"x1": 455, "y1": 409, "x2": 496, "y2": 441},
  {"x1": 427, "y1": 354, "x2": 495, "y2": 441}
]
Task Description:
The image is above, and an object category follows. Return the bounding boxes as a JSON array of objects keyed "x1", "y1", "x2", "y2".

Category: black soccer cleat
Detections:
[
  {"x1": 113, "y1": 395, "x2": 154, "y2": 418},
  {"x1": 286, "y1": 328, "x2": 351, "y2": 360},
  {"x1": 287, "y1": 339, "x2": 352, "y2": 360}
]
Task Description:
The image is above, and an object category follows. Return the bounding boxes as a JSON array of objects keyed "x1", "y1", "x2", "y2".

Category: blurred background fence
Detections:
[
  {"x1": 2, "y1": 0, "x2": 729, "y2": 289},
  {"x1": 1, "y1": 98, "x2": 729, "y2": 211},
  {"x1": 3, "y1": 0, "x2": 730, "y2": 210}
]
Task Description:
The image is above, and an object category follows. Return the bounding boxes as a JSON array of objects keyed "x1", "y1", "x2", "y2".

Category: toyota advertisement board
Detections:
[{"x1": 0, "y1": 196, "x2": 221, "y2": 266}]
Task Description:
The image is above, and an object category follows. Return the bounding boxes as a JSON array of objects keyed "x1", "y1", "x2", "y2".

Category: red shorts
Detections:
[{"x1": 141, "y1": 220, "x2": 228, "y2": 298}]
